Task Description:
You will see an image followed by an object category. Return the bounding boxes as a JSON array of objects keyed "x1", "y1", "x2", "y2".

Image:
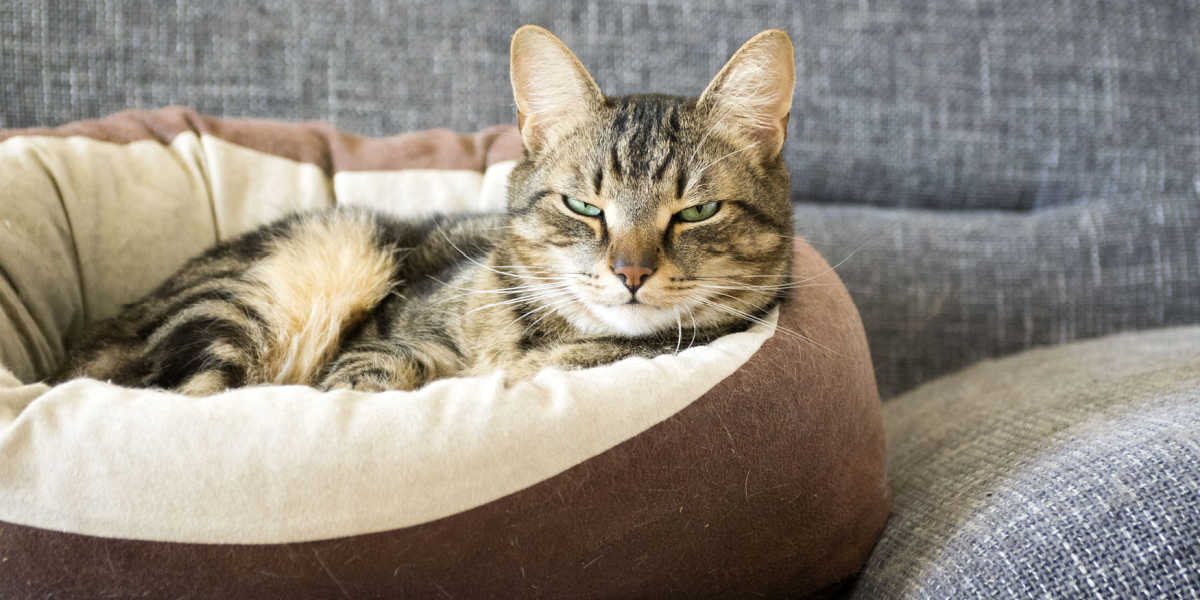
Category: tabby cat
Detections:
[{"x1": 55, "y1": 26, "x2": 797, "y2": 395}]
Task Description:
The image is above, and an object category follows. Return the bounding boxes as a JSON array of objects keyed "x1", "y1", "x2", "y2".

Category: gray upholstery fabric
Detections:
[
  {"x1": 852, "y1": 326, "x2": 1200, "y2": 598},
  {"x1": 795, "y1": 193, "x2": 1200, "y2": 399},
  {"x1": 4, "y1": 1, "x2": 1198, "y2": 399},
  {"x1": 3, "y1": 1, "x2": 1197, "y2": 211}
]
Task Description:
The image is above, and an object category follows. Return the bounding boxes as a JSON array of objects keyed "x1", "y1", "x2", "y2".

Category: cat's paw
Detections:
[{"x1": 319, "y1": 366, "x2": 398, "y2": 392}]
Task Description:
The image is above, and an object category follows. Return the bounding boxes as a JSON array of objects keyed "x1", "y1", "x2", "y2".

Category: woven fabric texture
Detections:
[
  {"x1": 794, "y1": 193, "x2": 1200, "y2": 398},
  {"x1": 3, "y1": 1, "x2": 1198, "y2": 394},
  {"x1": 853, "y1": 326, "x2": 1200, "y2": 598},
  {"x1": 3, "y1": 1, "x2": 1197, "y2": 211}
]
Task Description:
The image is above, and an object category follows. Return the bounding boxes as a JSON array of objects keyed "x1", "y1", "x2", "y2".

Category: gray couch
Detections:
[{"x1": 4, "y1": 1, "x2": 1198, "y2": 597}]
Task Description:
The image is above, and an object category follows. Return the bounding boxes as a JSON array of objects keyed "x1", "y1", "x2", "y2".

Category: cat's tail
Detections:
[{"x1": 244, "y1": 211, "x2": 398, "y2": 387}]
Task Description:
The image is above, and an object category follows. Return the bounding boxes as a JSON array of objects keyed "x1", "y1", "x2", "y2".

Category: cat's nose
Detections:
[{"x1": 611, "y1": 261, "x2": 655, "y2": 292}]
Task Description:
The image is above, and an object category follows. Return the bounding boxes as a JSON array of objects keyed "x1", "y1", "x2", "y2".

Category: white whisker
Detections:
[
  {"x1": 517, "y1": 294, "x2": 579, "y2": 335},
  {"x1": 673, "y1": 308, "x2": 683, "y2": 355},
  {"x1": 686, "y1": 141, "x2": 760, "y2": 191},
  {"x1": 438, "y1": 230, "x2": 560, "y2": 281},
  {"x1": 466, "y1": 285, "x2": 575, "y2": 315},
  {"x1": 686, "y1": 307, "x2": 698, "y2": 351},
  {"x1": 693, "y1": 296, "x2": 839, "y2": 356}
]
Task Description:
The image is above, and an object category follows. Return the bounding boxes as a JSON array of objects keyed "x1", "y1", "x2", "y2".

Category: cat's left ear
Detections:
[
  {"x1": 510, "y1": 25, "x2": 604, "y2": 153},
  {"x1": 698, "y1": 30, "x2": 796, "y2": 161}
]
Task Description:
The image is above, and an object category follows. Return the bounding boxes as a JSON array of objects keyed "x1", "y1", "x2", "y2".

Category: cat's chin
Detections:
[{"x1": 567, "y1": 302, "x2": 686, "y2": 337}]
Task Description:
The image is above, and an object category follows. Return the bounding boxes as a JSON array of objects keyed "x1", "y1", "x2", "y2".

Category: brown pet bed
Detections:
[{"x1": 0, "y1": 108, "x2": 888, "y2": 598}]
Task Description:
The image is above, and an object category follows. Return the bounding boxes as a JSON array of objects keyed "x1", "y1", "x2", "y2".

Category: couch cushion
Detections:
[
  {"x1": 794, "y1": 194, "x2": 1200, "y2": 398},
  {"x1": 852, "y1": 326, "x2": 1200, "y2": 597}
]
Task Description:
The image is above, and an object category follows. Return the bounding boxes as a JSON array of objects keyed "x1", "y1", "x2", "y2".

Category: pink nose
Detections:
[{"x1": 611, "y1": 263, "x2": 655, "y2": 292}]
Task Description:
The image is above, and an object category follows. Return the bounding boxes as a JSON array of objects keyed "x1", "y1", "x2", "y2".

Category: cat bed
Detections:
[{"x1": 0, "y1": 108, "x2": 888, "y2": 598}]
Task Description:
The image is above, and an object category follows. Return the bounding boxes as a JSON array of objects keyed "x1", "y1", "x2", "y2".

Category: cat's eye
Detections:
[
  {"x1": 676, "y1": 201, "x2": 721, "y2": 223},
  {"x1": 564, "y1": 196, "x2": 602, "y2": 217}
]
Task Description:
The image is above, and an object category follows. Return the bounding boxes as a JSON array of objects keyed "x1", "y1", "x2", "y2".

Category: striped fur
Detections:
[{"x1": 56, "y1": 27, "x2": 798, "y2": 394}]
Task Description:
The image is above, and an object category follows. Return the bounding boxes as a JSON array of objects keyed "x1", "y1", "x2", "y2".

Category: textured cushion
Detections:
[
  {"x1": 853, "y1": 326, "x2": 1200, "y2": 597},
  {"x1": 793, "y1": 196, "x2": 1200, "y2": 398},
  {"x1": 0, "y1": 110, "x2": 888, "y2": 598}
]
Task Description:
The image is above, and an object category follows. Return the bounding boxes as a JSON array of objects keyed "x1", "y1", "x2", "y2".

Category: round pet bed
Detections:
[{"x1": 0, "y1": 108, "x2": 888, "y2": 598}]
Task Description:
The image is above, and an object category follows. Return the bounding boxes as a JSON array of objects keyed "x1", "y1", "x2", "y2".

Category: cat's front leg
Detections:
[
  {"x1": 501, "y1": 340, "x2": 644, "y2": 385},
  {"x1": 319, "y1": 340, "x2": 460, "y2": 392},
  {"x1": 319, "y1": 353, "x2": 414, "y2": 392}
]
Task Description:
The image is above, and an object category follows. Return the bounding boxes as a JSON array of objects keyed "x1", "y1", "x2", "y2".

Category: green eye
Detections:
[
  {"x1": 564, "y1": 196, "x2": 602, "y2": 217},
  {"x1": 676, "y1": 201, "x2": 721, "y2": 222}
]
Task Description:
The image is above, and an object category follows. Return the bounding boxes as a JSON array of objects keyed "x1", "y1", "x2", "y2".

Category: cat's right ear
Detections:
[{"x1": 510, "y1": 25, "x2": 604, "y2": 153}]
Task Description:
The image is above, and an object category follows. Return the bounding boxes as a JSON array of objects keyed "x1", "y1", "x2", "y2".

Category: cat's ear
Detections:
[
  {"x1": 510, "y1": 25, "x2": 604, "y2": 153},
  {"x1": 698, "y1": 29, "x2": 795, "y2": 161}
]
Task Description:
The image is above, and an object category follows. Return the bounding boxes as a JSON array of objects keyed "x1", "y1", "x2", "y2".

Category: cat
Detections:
[{"x1": 54, "y1": 26, "x2": 797, "y2": 395}]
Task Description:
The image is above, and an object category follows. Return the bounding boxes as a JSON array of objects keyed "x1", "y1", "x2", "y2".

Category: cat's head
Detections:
[{"x1": 502, "y1": 26, "x2": 795, "y2": 338}]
